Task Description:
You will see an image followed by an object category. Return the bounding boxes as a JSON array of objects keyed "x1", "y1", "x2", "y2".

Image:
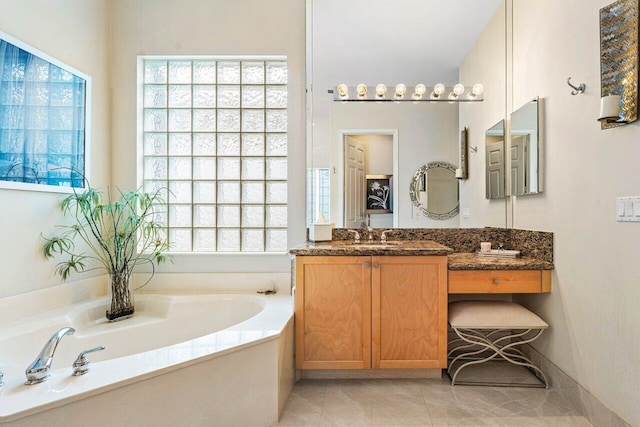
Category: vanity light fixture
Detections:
[
  {"x1": 357, "y1": 83, "x2": 368, "y2": 98},
  {"x1": 449, "y1": 83, "x2": 466, "y2": 100},
  {"x1": 413, "y1": 83, "x2": 426, "y2": 100},
  {"x1": 332, "y1": 83, "x2": 484, "y2": 102},
  {"x1": 431, "y1": 83, "x2": 445, "y2": 99},
  {"x1": 470, "y1": 83, "x2": 484, "y2": 97},
  {"x1": 337, "y1": 84, "x2": 349, "y2": 98}
]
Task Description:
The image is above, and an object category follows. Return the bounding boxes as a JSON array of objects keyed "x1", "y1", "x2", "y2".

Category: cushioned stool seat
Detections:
[{"x1": 447, "y1": 300, "x2": 549, "y2": 388}]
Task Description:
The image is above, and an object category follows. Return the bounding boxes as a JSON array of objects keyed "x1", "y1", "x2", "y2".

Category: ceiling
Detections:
[{"x1": 312, "y1": 0, "x2": 503, "y2": 86}]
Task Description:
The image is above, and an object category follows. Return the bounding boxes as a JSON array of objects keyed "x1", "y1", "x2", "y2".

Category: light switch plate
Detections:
[{"x1": 617, "y1": 196, "x2": 640, "y2": 222}]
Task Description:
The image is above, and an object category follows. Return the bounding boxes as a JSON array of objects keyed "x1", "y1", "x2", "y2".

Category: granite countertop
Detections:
[
  {"x1": 289, "y1": 240, "x2": 454, "y2": 256},
  {"x1": 290, "y1": 241, "x2": 554, "y2": 271},
  {"x1": 448, "y1": 252, "x2": 554, "y2": 270}
]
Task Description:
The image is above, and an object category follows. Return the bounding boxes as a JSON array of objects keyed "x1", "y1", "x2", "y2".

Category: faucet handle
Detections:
[
  {"x1": 347, "y1": 229, "x2": 361, "y2": 243},
  {"x1": 380, "y1": 229, "x2": 395, "y2": 243},
  {"x1": 72, "y1": 346, "x2": 105, "y2": 376}
]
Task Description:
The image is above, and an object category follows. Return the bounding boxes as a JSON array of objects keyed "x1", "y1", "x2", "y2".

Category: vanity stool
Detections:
[{"x1": 447, "y1": 300, "x2": 549, "y2": 388}]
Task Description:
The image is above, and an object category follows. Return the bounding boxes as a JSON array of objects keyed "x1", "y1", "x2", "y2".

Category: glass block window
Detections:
[{"x1": 141, "y1": 58, "x2": 288, "y2": 252}]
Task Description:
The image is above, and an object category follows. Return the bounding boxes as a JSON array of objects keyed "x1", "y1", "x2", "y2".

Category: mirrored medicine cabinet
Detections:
[{"x1": 484, "y1": 97, "x2": 542, "y2": 199}]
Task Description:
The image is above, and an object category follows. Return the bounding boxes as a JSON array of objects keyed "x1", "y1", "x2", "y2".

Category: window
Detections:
[
  {"x1": 307, "y1": 168, "x2": 330, "y2": 224},
  {"x1": 140, "y1": 57, "x2": 287, "y2": 252}
]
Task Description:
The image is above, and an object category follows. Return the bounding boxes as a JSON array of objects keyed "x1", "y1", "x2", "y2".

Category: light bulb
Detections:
[
  {"x1": 375, "y1": 84, "x2": 387, "y2": 97},
  {"x1": 414, "y1": 84, "x2": 426, "y2": 96},
  {"x1": 471, "y1": 83, "x2": 484, "y2": 97},
  {"x1": 395, "y1": 83, "x2": 406, "y2": 97},
  {"x1": 337, "y1": 84, "x2": 348, "y2": 98},
  {"x1": 357, "y1": 84, "x2": 368, "y2": 97},
  {"x1": 432, "y1": 83, "x2": 445, "y2": 98},
  {"x1": 453, "y1": 83, "x2": 465, "y2": 96}
]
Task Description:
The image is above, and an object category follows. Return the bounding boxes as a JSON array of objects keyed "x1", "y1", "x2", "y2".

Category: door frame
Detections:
[{"x1": 337, "y1": 129, "x2": 399, "y2": 228}]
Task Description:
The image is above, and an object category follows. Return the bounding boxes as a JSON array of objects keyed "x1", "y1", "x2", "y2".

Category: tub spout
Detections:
[{"x1": 25, "y1": 326, "x2": 75, "y2": 385}]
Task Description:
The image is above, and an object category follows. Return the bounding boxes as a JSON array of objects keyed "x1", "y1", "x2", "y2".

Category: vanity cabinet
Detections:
[
  {"x1": 448, "y1": 270, "x2": 552, "y2": 294},
  {"x1": 294, "y1": 255, "x2": 448, "y2": 370}
]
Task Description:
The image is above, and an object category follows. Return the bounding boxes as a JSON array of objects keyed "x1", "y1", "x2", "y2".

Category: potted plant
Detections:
[{"x1": 43, "y1": 185, "x2": 170, "y2": 321}]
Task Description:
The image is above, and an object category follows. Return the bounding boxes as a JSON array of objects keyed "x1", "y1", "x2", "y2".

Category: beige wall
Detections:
[
  {"x1": 513, "y1": 1, "x2": 640, "y2": 424},
  {"x1": 463, "y1": 0, "x2": 640, "y2": 424},
  {"x1": 0, "y1": 0, "x2": 111, "y2": 298},
  {"x1": 109, "y1": 0, "x2": 307, "y2": 273}
]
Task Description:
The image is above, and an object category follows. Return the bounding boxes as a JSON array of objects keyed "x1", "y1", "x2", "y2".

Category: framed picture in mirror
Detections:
[{"x1": 365, "y1": 174, "x2": 392, "y2": 213}]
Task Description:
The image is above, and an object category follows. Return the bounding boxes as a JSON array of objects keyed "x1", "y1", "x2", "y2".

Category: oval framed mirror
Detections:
[{"x1": 409, "y1": 161, "x2": 459, "y2": 220}]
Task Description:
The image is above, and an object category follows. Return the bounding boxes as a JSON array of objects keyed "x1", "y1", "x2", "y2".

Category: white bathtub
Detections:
[{"x1": 0, "y1": 292, "x2": 294, "y2": 426}]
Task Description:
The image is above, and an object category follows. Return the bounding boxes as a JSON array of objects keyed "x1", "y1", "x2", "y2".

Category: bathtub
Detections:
[{"x1": 0, "y1": 292, "x2": 294, "y2": 426}]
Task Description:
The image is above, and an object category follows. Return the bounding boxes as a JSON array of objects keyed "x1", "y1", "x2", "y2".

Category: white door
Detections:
[
  {"x1": 344, "y1": 136, "x2": 366, "y2": 228},
  {"x1": 486, "y1": 140, "x2": 505, "y2": 199},
  {"x1": 510, "y1": 134, "x2": 529, "y2": 195}
]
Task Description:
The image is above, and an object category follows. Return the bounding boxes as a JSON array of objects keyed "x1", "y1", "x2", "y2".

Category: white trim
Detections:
[{"x1": 337, "y1": 129, "x2": 399, "y2": 228}]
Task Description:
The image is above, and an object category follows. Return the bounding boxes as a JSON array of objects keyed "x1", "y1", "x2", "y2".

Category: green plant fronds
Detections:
[
  {"x1": 42, "y1": 184, "x2": 170, "y2": 281},
  {"x1": 56, "y1": 255, "x2": 88, "y2": 280},
  {"x1": 42, "y1": 236, "x2": 73, "y2": 258}
]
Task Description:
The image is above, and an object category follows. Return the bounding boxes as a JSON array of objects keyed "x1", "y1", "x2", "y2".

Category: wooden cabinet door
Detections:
[
  {"x1": 371, "y1": 256, "x2": 448, "y2": 369},
  {"x1": 295, "y1": 256, "x2": 372, "y2": 370}
]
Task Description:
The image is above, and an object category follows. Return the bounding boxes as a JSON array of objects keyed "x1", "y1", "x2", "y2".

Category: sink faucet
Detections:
[
  {"x1": 380, "y1": 229, "x2": 395, "y2": 243},
  {"x1": 25, "y1": 326, "x2": 75, "y2": 385},
  {"x1": 366, "y1": 226, "x2": 374, "y2": 243},
  {"x1": 347, "y1": 229, "x2": 360, "y2": 243}
]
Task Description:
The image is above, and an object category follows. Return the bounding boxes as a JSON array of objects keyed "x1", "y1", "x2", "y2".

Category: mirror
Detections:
[
  {"x1": 485, "y1": 120, "x2": 506, "y2": 199},
  {"x1": 510, "y1": 97, "x2": 542, "y2": 196},
  {"x1": 410, "y1": 162, "x2": 459, "y2": 220},
  {"x1": 308, "y1": 0, "x2": 507, "y2": 228}
]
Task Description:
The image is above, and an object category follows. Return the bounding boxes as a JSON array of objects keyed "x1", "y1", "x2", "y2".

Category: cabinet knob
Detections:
[
  {"x1": 493, "y1": 278, "x2": 500, "y2": 285},
  {"x1": 373, "y1": 262, "x2": 379, "y2": 268},
  {"x1": 364, "y1": 262, "x2": 371, "y2": 268}
]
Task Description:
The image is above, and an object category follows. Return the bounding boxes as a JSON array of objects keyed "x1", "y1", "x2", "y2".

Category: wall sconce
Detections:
[
  {"x1": 598, "y1": 94, "x2": 622, "y2": 123},
  {"x1": 332, "y1": 83, "x2": 484, "y2": 102},
  {"x1": 599, "y1": 0, "x2": 638, "y2": 129}
]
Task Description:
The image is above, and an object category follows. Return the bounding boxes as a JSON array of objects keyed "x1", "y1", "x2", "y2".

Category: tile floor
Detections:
[{"x1": 275, "y1": 375, "x2": 593, "y2": 426}]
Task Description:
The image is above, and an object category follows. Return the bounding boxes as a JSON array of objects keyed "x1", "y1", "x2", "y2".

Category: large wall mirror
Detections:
[{"x1": 307, "y1": 0, "x2": 507, "y2": 229}]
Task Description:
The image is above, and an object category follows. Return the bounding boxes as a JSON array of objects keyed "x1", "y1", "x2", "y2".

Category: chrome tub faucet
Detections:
[{"x1": 25, "y1": 326, "x2": 75, "y2": 385}]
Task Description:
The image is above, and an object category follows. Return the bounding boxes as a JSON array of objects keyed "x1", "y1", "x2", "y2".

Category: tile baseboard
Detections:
[{"x1": 523, "y1": 345, "x2": 632, "y2": 427}]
